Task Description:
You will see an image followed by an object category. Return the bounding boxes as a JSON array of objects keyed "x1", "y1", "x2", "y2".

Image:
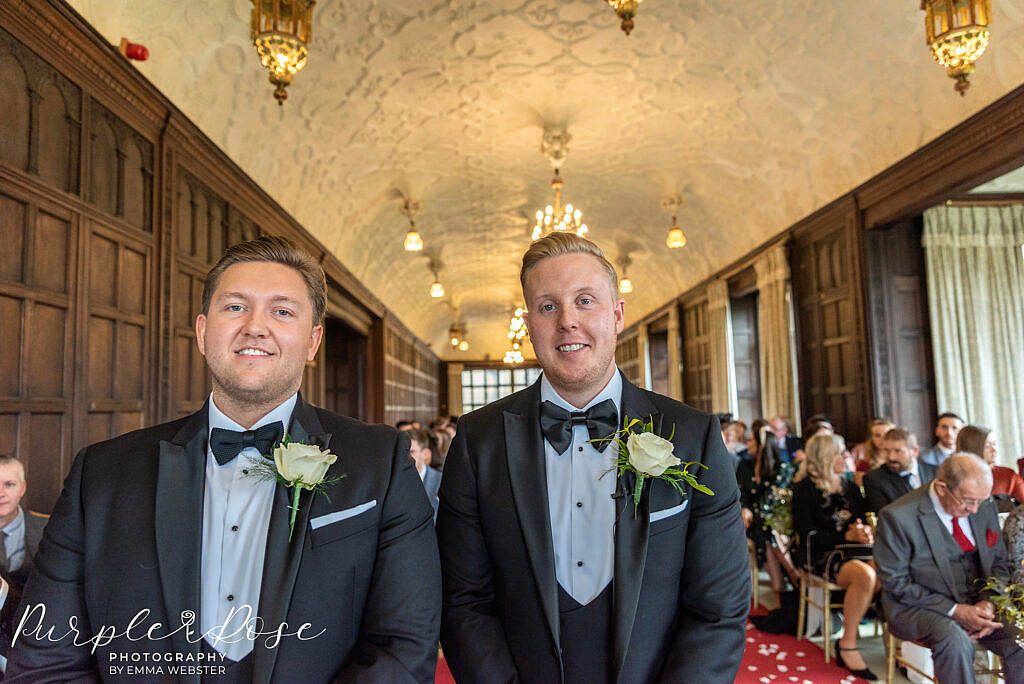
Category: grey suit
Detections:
[
  {"x1": 919, "y1": 445, "x2": 951, "y2": 468},
  {"x1": 422, "y1": 466, "x2": 441, "y2": 520},
  {"x1": 875, "y1": 486, "x2": 1024, "y2": 683}
]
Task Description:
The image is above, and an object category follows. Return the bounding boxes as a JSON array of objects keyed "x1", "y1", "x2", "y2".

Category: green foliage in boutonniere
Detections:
[
  {"x1": 595, "y1": 415, "x2": 714, "y2": 517},
  {"x1": 246, "y1": 434, "x2": 346, "y2": 540},
  {"x1": 978, "y1": 577, "x2": 1024, "y2": 646}
]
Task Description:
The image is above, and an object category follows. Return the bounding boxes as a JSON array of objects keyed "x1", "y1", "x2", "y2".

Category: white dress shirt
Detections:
[
  {"x1": 0, "y1": 507, "x2": 26, "y2": 572},
  {"x1": 541, "y1": 370, "x2": 621, "y2": 605},
  {"x1": 201, "y1": 392, "x2": 297, "y2": 661}
]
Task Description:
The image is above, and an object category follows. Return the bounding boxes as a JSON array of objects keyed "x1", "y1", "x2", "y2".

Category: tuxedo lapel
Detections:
[
  {"x1": 155, "y1": 404, "x2": 207, "y2": 678},
  {"x1": 613, "y1": 376, "x2": 661, "y2": 677},
  {"x1": 253, "y1": 394, "x2": 331, "y2": 684},
  {"x1": 502, "y1": 381, "x2": 560, "y2": 650}
]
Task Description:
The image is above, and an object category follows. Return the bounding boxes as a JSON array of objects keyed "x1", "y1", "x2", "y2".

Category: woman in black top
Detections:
[
  {"x1": 792, "y1": 433, "x2": 880, "y2": 680},
  {"x1": 737, "y1": 420, "x2": 798, "y2": 597}
]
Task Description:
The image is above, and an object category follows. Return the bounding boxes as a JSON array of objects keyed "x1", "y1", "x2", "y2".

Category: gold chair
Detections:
[
  {"x1": 883, "y1": 625, "x2": 1004, "y2": 683},
  {"x1": 797, "y1": 568, "x2": 845, "y2": 662},
  {"x1": 748, "y1": 538, "x2": 763, "y2": 609}
]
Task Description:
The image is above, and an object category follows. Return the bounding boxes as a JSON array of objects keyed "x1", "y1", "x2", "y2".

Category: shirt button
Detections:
[
  {"x1": 576, "y1": 501, "x2": 583, "y2": 508},
  {"x1": 231, "y1": 525, "x2": 239, "y2": 532},
  {"x1": 226, "y1": 594, "x2": 234, "y2": 602},
  {"x1": 578, "y1": 446, "x2": 584, "y2": 452},
  {"x1": 577, "y1": 561, "x2": 584, "y2": 567}
]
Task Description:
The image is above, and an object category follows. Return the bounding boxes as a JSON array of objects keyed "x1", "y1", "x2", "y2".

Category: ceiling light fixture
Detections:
[
  {"x1": 531, "y1": 127, "x2": 589, "y2": 241},
  {"x1": 618, "y1": 257, "x2": 633, "y2": 294},
  {"x1": 399, "y1": 197, "x2": 424, "y2": 251},
  {"x1": 662, "y1": 195, "x2": 687, "y2": 249},
  {"x1": 250, "y1": 0, "x2": 314, "y2": 105},
  {"x1": 429, "y1": 261, "x2": 445, "y2": 299},
  {"x1": 504, "y1": 307, "x2": 527, "y2": 364},
  {"x1": 607, "y1": 0, "x2": 642, "y2": 35},
  {"x1": 921, "y1": 0, "x2": 992, "y2": 96}
]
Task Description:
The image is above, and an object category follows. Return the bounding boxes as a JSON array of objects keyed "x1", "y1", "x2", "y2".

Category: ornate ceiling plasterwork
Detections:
[{"x1": 69, "y1": 0, "x2": 1024, "y2": 359}]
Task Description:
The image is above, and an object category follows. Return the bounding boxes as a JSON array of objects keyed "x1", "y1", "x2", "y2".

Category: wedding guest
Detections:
[
  {"x1": 431, "y1": 428, "x2": 452, "y2": 470},
  {"x1": 724, "y1": 420, "x2": 748, "y2": 455},
  {"x1": 957, "y1": 424, "x2": 1024, "y2": 502},
  {"x1": 770, "y1": 415, "x2": 801, "y2": 462},
  {"x1": 1003, "y1": 503, "x2": 1024, "y2": 583},
  {"x1": 919, "y1": 412, "x2": 963, "y2": 467},
  {"x1": 736, "y1": 420, "x2": 799, "y2": 602},
  {"x1": 792, "y1": 433, "x2": 879, "y2": 680},
  {"x1": 0, "y1": 454, "x2": 47, "y2": 650},
  {"x1": 409, "y1": 429, "x2": 442, "y2": 519},
  {"x1": 397, "y1": 420, "x2": 415, "y2": 431},
  {"x1": 851, "y1": 418, "x2": 896, "y2": 473},
  {"x1": 437, "y1": 232, "x2": 748, "y2": 682},
  {"x1": 875, "y1": 453, "x2": 1024, "y2": 683},
  {"x1": 863, "y1": 428, "x2": 937, "y2": 513},
  {"x1": 791, "y1": 414, "x2": 834, "y2": 463},
  {"x1": 8, "y1": 236, "x2": 441, "y2": 681}
]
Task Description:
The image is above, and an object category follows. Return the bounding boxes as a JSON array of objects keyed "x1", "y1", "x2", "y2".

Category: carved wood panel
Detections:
[
  {"x1": 383, "y1": 322, "x2": 439, "y2": 427},
  {"x1": 682, "y1": 299, "x2": 712, "y2": 412},
  {"x1": 615, "y1": 334, "x2": 641, "y2": 386}
]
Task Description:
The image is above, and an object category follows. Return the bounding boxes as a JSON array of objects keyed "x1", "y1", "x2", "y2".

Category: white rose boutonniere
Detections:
[
  {"x1": 596, "y1": 415, "x2": 714, "y2": 516},
  {"x1": 247, "y1": 435, "x2": 345, "y2": 539}
]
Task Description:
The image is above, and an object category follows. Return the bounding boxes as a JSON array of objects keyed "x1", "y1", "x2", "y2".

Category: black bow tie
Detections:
[
  {"x1": 539, "y1": 399, "x2": 618, "y2": 455},
  {"x1": 209, "y1": 421, "x2": 284, "y2": 466}
]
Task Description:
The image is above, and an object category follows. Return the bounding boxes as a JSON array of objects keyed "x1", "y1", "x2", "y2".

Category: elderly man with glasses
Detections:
[{"x1": 875, "y1": 452, "x2": 1024, "y2": 683}]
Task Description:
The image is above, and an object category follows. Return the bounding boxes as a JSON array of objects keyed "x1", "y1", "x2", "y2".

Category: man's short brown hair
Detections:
[
  {"x1": 202, "y1": 235, "x2": 327, "y2": 325},
  {"x1": 883, "y1": 427, "x2": 918, "y2": 449},
  {"x1": 520, "y1": 232, "x2": 618, "y2": 299}
]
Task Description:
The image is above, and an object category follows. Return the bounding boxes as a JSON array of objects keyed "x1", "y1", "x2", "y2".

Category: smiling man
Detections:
[
  {"x1": 8, "y1": 236, "x2": 441, "y2": 683},
  {"x1": 436, "y1": 233, "x2": 749, "y2": 683}
]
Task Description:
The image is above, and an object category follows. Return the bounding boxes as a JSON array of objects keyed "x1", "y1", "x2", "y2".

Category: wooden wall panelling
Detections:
[
  {"x1": 864, "y1": 218, "x2": 935, "y2": 441},
  {"x1": 615, "y1": 333, "x2": 642, "y2": 386},
  {"x1": 681, "y1": 299, "x2": 712, "y2": 412},
  {"x1": 790, "y1": 197, "x2": 871, "y2": 440}
]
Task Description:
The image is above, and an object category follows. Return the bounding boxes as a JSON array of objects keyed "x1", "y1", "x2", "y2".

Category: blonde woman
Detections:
[
  {"x1": 852, "y1": 418, "x2": 896, "y2": 473},
  {"x1": 792, "y1": 433, "x2": 881, "y2": 680}
]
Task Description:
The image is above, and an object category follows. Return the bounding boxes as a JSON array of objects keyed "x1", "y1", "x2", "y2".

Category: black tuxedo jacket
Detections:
[
  {"x1": 436, "y1": 374, "x2": 749, "y2": 683},
  {"x1": 863, "y1": 461, "x2": 938, "y2": 513},
  {"x1": 7, "y1": 395, "x2": 441, "y2": 683}
]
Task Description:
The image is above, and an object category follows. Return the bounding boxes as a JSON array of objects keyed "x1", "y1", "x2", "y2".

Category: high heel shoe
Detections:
[{"x1": 835, "y1": 640, "x2": 878, "y2": 681}]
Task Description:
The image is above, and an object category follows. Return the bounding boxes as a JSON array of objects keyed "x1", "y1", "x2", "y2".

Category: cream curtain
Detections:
[
  {"x1": 923, "y1": 204, "x2": 1024, "y2": 468},
  {"x1": 754, "y1": 243, "x2": 799, "y2": 424},
  {"x1": 707, "y1": 278, "x2": 738, "y2": 415}
]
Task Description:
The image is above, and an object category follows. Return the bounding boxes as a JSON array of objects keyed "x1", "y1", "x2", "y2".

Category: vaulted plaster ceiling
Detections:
[{"x1": 69, "y1": 0, "x2": 1024, "y2": 359}]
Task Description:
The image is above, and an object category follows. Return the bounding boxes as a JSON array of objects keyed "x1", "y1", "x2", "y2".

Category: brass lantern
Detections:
[
  {"x1": 607, "y1": 0, "x2": 642, "y2": 35},
  {"x1": 251, "y1": 0, "x2": 315, "y2": 105},
  {"x1": 921, "y1": 0, "x2": 992, "y2": 96}
]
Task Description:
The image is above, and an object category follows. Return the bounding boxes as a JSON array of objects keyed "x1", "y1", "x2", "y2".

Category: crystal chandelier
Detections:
[
  {"x1": 250, "y1": 0, "x2": 314, "y2": 105},
  {"x1": 607, "y1": 0, "x2": 643, "y2": 35},
  {"x1": 921, "y1": 0, "x2": 992, "y2": 96},
  {"x1": 504, "y1": 307, "x2": 527, "y2": 364},
  {"x1": 662, "y1": 195, "x2": 687, "y2": 249},
  {"x1": 531, "y1": 127, "x2": 589, "y2": 242}
]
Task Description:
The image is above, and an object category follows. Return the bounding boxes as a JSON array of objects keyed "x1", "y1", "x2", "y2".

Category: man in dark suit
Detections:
[
  {"x1": 875, "y1": 453, "x2": 1024, "y2": 683},
  {"x1": 8, "y1": 236, "x2": 441, "y2": 683},
  {"x1": 0, "y1": 455, "x2": 47, "y2": 645},
  {"x1": 408, "y1": 429, "x2": 442, "y2": 520},
  {"x1": 863, "y1": 428, "x2": 937, "y2": 513},
  {"x1": 436, "y1": 233, "x2": 749, "y2": 683}
]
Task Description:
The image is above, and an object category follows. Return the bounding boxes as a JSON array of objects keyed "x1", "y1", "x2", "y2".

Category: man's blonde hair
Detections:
[{"x1": 520, "y1": 232, "x2": 618, "y2": 299}]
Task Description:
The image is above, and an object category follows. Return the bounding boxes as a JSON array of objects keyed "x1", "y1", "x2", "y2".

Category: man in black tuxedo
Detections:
[
  {"x1": 436, "y1": 233, "x2": 749, "y2": 683},
  {"x1": 8, "y1": 236, "x2": 441, "y2": 683},
  {"x1": 864, "y1": 428, "x2": 937, "y2": 513}
]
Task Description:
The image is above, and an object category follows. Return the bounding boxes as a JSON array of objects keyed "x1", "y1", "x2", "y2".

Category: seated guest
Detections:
[
  {"x1": 1003, "y1": 502, "x2": 1024, "y2": 583},
  {"x1": 408, "y1": 429, "x2": 442, "y2": 519},
  {"x1": 724, "y1": 420, "x2": 749, "y2": 456},
  {"x1": 770, "y1": 415, "x2": 800, "y2": 462},
  {"x1": 737, "y1": 421, "x2": 798, "y2": 599},
  {"x1": 792, "y1": 414, "x2": 834, "y2": 463},
  {"x1": 957, "y1": 425, "x2": 1024, "y2": 503},
  {"x1": 919, "y1": 412, "x2": 963, "y2": 467},
  {"x1": 863, "y1": 428, "x2": 937, "y2": 513},
  {"x1": 396, "y1": 419, "x2": 415, "y2": 431},
  {"x1": 875, "y1": 453, "x2": 1024, "y2": 683},
  {"x1": 792, "y1": 434, "x2": 880, "y2": 680},
  {"x1": 851, "y1": 418, "x2": 896, "y2": 473},
  {"x1": 0, "y1": 455, "x2": 48, "y2": 648}
]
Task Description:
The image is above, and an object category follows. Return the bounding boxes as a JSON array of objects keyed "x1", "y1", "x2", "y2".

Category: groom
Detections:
[
  {"x1": 8, "y1": 236, "x2": 441, "y2": 682},
  {"x1": 436, "y1": 233, "x2": 749, "y2": 682}
]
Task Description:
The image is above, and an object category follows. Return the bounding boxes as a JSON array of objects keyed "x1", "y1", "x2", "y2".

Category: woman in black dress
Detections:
[
  {"x1": 792, "y1": 432, "x2": 880, "y2": 680},
  {"x1": 737, "y1": 419, "x2": 798, "y2": 600}
]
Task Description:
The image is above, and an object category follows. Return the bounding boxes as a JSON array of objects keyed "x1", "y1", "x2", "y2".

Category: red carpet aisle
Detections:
[
  {"x1": 736, "y1": 616, "x2": 871, "y2": 684},
  {"x1": 434, "y1": 618, "x2": 871, "y2": 683}
]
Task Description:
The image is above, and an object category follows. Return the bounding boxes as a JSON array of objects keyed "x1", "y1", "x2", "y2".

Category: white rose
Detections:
[
  {"x1": 626, "y1": 431, "x2": 680, "y2": 477},
  {"x1": 274, "y1": 442, "x2": 337, "y2": 486}
]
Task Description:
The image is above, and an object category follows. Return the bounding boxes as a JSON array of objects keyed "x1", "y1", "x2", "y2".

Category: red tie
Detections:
[{"x1": 952, "y1": 518, "x2": 975, "y2": 552}]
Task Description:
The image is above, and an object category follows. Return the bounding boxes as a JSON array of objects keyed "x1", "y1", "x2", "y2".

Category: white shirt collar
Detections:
[
  {"x1": 207, "y1": 392, "x2": 299, "y2": 439},
  {"x1": 540, "y1": 367, "x2": 622, "y2": 417}
]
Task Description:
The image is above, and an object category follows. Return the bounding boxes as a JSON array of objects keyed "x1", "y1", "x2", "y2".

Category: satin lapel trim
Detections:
[
  {"x1": 613, "y1": 377, "x2": 660, "y2": 677},
  {"x1": 918, "y1": 503, "x2": 960, "y2": 600},
  {"x1": 503, "y1": 384, "x2": 560, "y2": 650},
  {"x1": 252, "y1": 398, "x2": 331, "y2": 684},
  {"x1": 155, "y1": 407, "x2": 207, "y2": 673}
]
